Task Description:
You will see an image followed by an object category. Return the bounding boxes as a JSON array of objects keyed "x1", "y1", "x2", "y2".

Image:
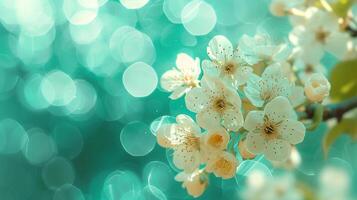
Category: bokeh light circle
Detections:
[
  {"x1": 63, "y1": 0, "x2": 99, "y2": 25},
  {"x1": 163, "y1": 0, "x2": 191, "y2": 24},
  {"x1": 23, "y1": 128, "x2": 57, "y2": 165},
  {"x1": 120, "y1": 0, "x2": 149, "y2": 9},
  {"x1": 23, "y1": 73, "x2": 50, "y2": 110},
  {"x1": 181, "y1": 0, "x2": 217, "y2": 36},
  {"x1": 150, "y1": 115, "x2": 175, "y2": 136},
  {"x1": 122, "y1": 62, "x2": 158, "y2": 98},
  {"x1": 120, "y1": 121, "x2": 156, "y2": 156},
  {"x1": 102, "y1": 170, "x2": 142, "y2": 200},
  {"x1": 0, "y1": 118, "x2": 28, "y2": 154},
  {"x1": 66, "y1": 79, "x2": 97, "y2": 115},
  {"x1": 69, "y1": 19, "x2": 103, "y2": 44},
  {"x1": 42, "y1": 157, "x2": 75, "y2": 190},
  {"x1": 143, "y1": 161, "x2": 173, "y2": 192},
  {"x1": 141, "y1": 185, "x2": 167, "y2": 200},
  {"x1": 53, "y1": 184, "x2": 85, "y2": 200},
  {"x1": 41, "y1": 70, "x2": 76, "y2": 106},
  {"x1": 109, "y1": 26, "x2": 156, "y2": 64},
  {"x1": 235, "y1": 159, "x2": 272, "y2": 185}
]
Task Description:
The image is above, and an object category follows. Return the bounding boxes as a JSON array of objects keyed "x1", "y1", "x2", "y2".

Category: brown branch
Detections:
[{"x1": 305, "y1": 96, "x2": 357, "y2": 122}]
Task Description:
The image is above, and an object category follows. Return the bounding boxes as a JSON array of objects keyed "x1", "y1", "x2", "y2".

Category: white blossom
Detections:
[
  {"x1": 244, "y1": 64, "x2": 293, "y2": 107},
  {"x1": 238, "y1": 33, "x2": 291, "y2": 66},
  {"x1": 289, "y1": 8, "x2": 350, "y2": 63},
  {"x1": 205, "y1": 151, "x2": 238, "y2": 179},
  {"x1": 156, "y1": 114, "x2": 203, "y2": 172},
  {"x1": 304, "y1": 73, "x2": 331, "y2": 102},
  {"x1": 244, "y1": 96, "x2": 305, "y2": 162},
  {"x1": 202, "y1": 35, "x2": 253, "y2": 88},
  {"x1": 161, "y1": 53, "x2": 201, "y2": 99},
  {"x1": 185, "y1": 75, "x2": 244, "y2": 131}
]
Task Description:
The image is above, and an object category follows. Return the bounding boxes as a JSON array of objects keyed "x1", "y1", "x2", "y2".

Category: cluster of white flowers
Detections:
[{"x1": 155, "y1": 0, "x2": 357, "y2": 197}]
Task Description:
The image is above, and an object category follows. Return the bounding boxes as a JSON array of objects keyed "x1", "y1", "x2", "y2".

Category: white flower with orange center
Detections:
[
  {"x1": 205, "y1": 151, "x2": 238, "y2": 179},
  {"x1": 244, "y1": 96, "x2": 305, "y2": 162},
  {"x1": 156, "y1": 114, "x2": 203, "y2": 172},
  {"x1": 175, "y1": 169, "x2": 208, "y2": 198},
  {"x1": 202, "y1": 35, "x2": 253, "y2": 89},
  {"x1": 202, "y1": 127, "x2": 230, "y2": 152},
  {"x1": 185, "y1": 75, "x2": 244, "y2": 131},
  {"x1": 244, "y1": 64, "x2": 293, "y2": 107},
  {"x1": 160, "y1": 53, "x2": 201, "y2": 99}
]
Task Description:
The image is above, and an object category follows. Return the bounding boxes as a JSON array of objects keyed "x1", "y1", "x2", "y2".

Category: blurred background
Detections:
[{"x1": 0, "y1": 0, "x2": 356, "y2": 199}]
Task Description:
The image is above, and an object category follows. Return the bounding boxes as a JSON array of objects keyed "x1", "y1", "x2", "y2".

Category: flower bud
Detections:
[{"x1": 304, "y1": 73, "x2": 330, "y2": 102}]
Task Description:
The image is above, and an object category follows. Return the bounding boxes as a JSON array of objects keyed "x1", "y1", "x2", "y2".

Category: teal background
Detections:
[{"x1": 0, "y1": 0, "x2": 356, "y2": 199}]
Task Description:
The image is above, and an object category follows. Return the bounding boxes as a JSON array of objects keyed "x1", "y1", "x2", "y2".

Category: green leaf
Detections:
[
  {"x1": 330, "y1": 59, "x2": 357, "y2": 102},
  {"x1": 322, "y1": 118, "x2": 357, "y2": 157},
  {"x1": 331, "y1": 0, "x2": 354, "y2": 17}
]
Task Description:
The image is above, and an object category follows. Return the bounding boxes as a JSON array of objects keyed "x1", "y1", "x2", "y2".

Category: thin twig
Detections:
[{"x1": 305, "y1": 96, "x2": 357, "y2": 122}]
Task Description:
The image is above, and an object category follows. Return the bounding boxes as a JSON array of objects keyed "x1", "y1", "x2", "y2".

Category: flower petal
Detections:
[
  {"x1": 156, "y1": 124, "x2": 175, "y2": 148},
  {"x1": 289, "y1": 86, "x2": 305, "y2": 108},
  {"x1": 264, "y1": 139, "x2": 291, "y2": 162},
  {"x1": 176, "y1": 114, "x2": 201, "y2": 135},
  {"x1": 222, "y1": 108, "x2": 243, "y2": 131},
  {"x1": 176, "y1": 53, "x2": 201, "y2": 78},
  {"x1": 244, "y1": 111, "x2": 265, "y2": 131},
  {"x1": 202, "y1": 59, "x2": 219, "y2": 77},
  {"x1": 278, "y1": 119, "x2": 305, "y2": 145},
  {"x1": 264, "y1": 96, "x2": 297, "y2": 123},
  {"x1": 196, "y1": 108, "x2": 221, "y2": 130},
  {"x1": 233, "y1": 65, "x2": 253, "y2": 86},
  {"x1": 245, "y1": 131, "x2": 265, "y2": 154},
  {"x1": 185, "y1": 87, "x2": 209, "y2": 113},
  {"x1": 244, "y1": 74, "x2": 264, "y2": 107},
  {"x1": 325, "y1": 32, "x2": 349, "y2": 59},
  {"x1": 173, "y1": 147, "x2": 201, "y2": 172},
  {"x1": 207, "y1": 35, "x2": 233, "y2": 62},
  {"x1": 169, "y1": 86, "x2": 189, "y2": 100},
  {"x1": 160, "y1": 69, "x2": 184, "y2": 92}
]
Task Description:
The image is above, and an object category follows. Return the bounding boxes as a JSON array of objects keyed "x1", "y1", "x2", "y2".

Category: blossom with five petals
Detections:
[
  {"x1": 185, "y1": 75, "x2": 244, "y2": 131},
  {"x1": 156, "y1": 114, "x2": 203, "y2": 172},
  {"x1": 244, "y1": 96, "x2": 305, "y2": 162},
  {"x1": 161, "y1": 53, "x2": 201, "y2": 99},
  {"x1": 202, "y1": 35, "x2": 253, "y2": 88},
  {"x1": 244, "y1": 64, "x2": 293, "y2": 107}
]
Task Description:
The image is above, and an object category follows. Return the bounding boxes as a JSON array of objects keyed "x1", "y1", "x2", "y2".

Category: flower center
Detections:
[
  {"x1": 183, "y1": 75, "x2": 198, "y2": 88},
  {"x1": 264, "y1": 124, "x2": 275, "y2": 135},
  {"x1": 311, "y1": 80, "x2": 320, "y2": 88},
  {"x1": 315, "y1": 28, "x2": 329, "y2": 44},
  {"x1": 223, "y1": 61, "x2": 236, "y2": 75},
  {"x1": 208, "y1": 134, "x2": 223, "y2": 148},
  {"x1": 184, "y1": 134, "x2": 200, "y2": 150},
  {"x1": 215, "y1": 158, "x2": 232, "y2": 171},
  {"x1": 305, "y1": 64, "x2": 314, "y2": 73},
  {"x1": 262, "y1": 115, "x2": 281, "y2": 139},
  {"x1": 260, "y1": 90, "x2": 273, "y2": 102},
  {"x1": 213, "y1": 98, "x2": 227, "y2": 113}
]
